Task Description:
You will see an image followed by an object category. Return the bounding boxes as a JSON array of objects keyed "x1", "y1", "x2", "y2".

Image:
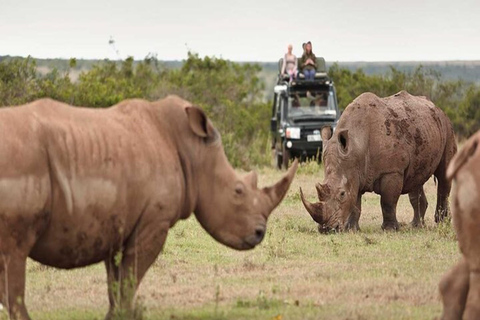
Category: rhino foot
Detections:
[
  {"x1": 381, "y1": 221, "x2": 399, "y2": 231},
  {"x1": 410, "y1": 219, "x2": 425, "y2": 228},
  {"x1": 345, "y1": 221, "x2": 360, "y2": 232}
]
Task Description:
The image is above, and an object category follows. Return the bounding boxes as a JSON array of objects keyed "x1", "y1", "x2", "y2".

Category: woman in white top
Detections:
[{"x1": 281, "y1": 44, "x2": 297, "y2": 83}]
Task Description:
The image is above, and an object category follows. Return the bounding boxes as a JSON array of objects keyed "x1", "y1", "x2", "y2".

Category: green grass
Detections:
[{"x1": 6, "y1": 162, "x2": 459, "y2": 320}]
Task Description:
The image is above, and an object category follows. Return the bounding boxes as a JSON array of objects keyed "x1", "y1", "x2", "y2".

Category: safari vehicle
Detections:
[{"x1": 271, "y1": 57, "x2": 340, "y2": 169}]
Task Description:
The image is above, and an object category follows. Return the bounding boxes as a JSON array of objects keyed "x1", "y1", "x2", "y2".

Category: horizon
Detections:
[{"x1": 2, "y1": 54, "x2": 480, "y2": 65}]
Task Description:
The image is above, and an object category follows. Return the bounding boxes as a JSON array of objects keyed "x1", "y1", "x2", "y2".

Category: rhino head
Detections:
[
  {"x1": 300, "y1": 126, "x2": 361, "y2": 232},
  {"x1": 183, "y1": 105, "x2": 298, "y2": 249}
]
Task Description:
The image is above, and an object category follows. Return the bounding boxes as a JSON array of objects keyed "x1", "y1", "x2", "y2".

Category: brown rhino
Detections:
[
  {"x1": 300, "y1": 91, "x2": 457, "y2": 231},
  {"x1": 0, "y1": 96, "x2": 298, "y2": 320},
  {"x1": 439, "y1": 130, "x2": 480, "y2": 320}
]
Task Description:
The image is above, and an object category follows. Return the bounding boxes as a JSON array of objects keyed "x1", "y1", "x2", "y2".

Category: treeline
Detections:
[
  {"x1": 0, "y1": 55, "x2": 184, "y2": 74},
  {"x1": 0, "y1": 54, "x2": 479, "y2": 168}
]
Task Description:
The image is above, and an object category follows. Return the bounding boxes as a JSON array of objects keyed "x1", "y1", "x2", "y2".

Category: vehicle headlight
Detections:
[{"x1": 286, "y1": 127, "x2": 301, "y2": 139}]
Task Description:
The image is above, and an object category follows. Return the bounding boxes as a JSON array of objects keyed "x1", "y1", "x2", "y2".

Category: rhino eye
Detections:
[
  {"x1": 235, "y1": 183, "x2": 245, "y2": 195},
  {"x1": 339, "y1": 190, "x2": 346, "y2": 200}
]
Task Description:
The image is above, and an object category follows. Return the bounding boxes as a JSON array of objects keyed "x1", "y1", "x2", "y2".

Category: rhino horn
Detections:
[
  {"x1": 315, "y1": 183, "x2": 330, "y2": 201},
  {"x1": 262, "y1": 159, "x2": 299, "y2": 216},
  {"x1": 300, "y1": 187, "x2": 325, "y2": 224}
]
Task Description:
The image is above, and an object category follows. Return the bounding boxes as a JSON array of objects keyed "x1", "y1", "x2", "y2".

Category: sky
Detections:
[{"x1": 1, "y1": 0, "x2": 479, "y2": 62}]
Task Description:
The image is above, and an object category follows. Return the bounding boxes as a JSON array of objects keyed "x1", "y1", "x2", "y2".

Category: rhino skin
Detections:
[
  {"x1": 439, "y1": 131, "x2": 480, "y2": 320},
  {"x1": 0, "y1": 96, "x2": 298, "y2": 320},
  {"x1": 300, "y1": 90, "x2": 457, "y2": 232}
]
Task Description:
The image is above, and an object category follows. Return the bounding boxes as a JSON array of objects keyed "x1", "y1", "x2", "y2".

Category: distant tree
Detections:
[
  {"x1": 74, "y1": 57, "x2": 160, "y2": 108},
  {"x1": 0, "y1": 56, "x2": 40, "y2": 106},
  {"x1": 37, "y1": 68, "x2": 75, "y2": 104},
  {"x1": 457, "y1": 85, "x2": 480, "y2": 137},
  {"x1": 159, "y1": 52, "x2": 269, "y2": 167}
]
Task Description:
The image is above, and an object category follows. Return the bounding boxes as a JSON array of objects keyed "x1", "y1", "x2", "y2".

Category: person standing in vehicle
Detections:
[
  {"x1": 281, "y1": 44, "x2": 297, "y2": 83},
  {"x1": 301, "y1": 41, "x2": 316, "y2": 81}
]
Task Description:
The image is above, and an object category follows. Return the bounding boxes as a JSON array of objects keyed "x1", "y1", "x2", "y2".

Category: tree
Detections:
[
  {"x1": 160, "y1": 52, "x2": 269, "y2": 168},
  {"x1": 0, "y1": 56, "x2": 40, "y2": 106}
]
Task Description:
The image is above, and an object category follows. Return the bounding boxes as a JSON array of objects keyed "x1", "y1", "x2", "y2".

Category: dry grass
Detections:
[{"x1": 7, "y1": 162, "x2": 459, "y2": 319}]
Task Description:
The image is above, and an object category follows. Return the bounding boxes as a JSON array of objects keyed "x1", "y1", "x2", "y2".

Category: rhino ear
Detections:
[
  {"x1": 186, "y1": 106, "x2": 216, "y2": 140},
  {"x1": 244, "y1": 171, "x2": 258, "y2": 189},
  {"x1": 321, "y1": 126, "x2": 333, "y2": 141},
  {"x1": 337, "y1": 129, "x2": 349, "y2": 154}
]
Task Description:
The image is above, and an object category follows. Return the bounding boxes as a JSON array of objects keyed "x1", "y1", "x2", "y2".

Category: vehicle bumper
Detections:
[{"x1": 284, "y1": 140, "x2": 323, "y2": 157}]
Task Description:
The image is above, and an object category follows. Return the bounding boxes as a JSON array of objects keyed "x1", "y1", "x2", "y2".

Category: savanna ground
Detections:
[{"x1": 2, "y1": 162, "x2": 459, "y2": 320}]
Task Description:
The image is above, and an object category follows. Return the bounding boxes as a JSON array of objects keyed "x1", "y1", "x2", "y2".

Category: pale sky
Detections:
[{"x1": 1, "y1": 0, "x2": 479, "y2": 62}]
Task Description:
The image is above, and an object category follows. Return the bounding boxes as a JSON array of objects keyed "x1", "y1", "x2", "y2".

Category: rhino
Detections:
[
  {"x1": 0, "y1": 96, "x2": 298, "y2": 320},
  {"x1": 300, "y1": 91, "x2": 457, "y2": 231},
  {"x1": 439, "y1": 130, "x2": 480, "y2": 320}
]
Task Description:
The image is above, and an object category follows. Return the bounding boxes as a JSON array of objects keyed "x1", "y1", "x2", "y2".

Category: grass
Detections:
[{"x1": 4, "y1": 162, "x2": 460, "y2": 320}]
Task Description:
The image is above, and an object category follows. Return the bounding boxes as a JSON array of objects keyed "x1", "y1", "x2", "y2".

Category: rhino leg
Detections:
[
  {"x1": 379, "y1": 173, "x2": 402, "y2": 230},
  {"x1": 434, "y1": 173, "x2": 452, "y2": 223},
  {"x1": 408, "y1": 186, "x2": 428, "y2": 227},
  {"x1": 0, "y1": 253, "x2": 30, "y2": 320},
  {"x1": 346, "y1": 194, "x2": 362, "y2": 231},
  {"x1": 434, "y1": 142, "x2": 455, "y2": 223},
  {"x1": 464, "y1": 271, "x2": 480, "y2": 320},
  {"x1": 0, "y1": 211, "x2": 47, "y2": 320},
  {"x1": 104, "y1": 219, "x2": 170, "y2": 319},
  {"x1": 439, "y1": 258, "x2": 469, "y2": 320},
  {"x1": 104, "y1": 256, "x2": 120, "y2": 320}
]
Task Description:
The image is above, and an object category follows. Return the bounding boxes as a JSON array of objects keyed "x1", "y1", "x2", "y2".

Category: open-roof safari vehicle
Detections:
[{"x1": 271, "y1": 57, "x2": 340, "y2": 169}]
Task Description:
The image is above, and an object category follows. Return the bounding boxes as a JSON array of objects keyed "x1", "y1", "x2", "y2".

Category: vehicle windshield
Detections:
[{"x1": 287, "y1": 90, "x2": 337, "y2": 119}]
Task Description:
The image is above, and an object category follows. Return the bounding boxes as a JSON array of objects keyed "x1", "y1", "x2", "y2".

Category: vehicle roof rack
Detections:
[{"x1": 276, "y1": 79, "x2": 333, "y2": 93}]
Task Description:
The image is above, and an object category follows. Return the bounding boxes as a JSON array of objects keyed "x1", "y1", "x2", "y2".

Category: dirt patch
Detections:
[
  {"x1": 384, "y1": 120, "x2": 391, "y2": 136},
  {"x1": 389, "y1": 118, "x2": 413, "y2": 142},
  {"x1": 414, "y1": 128, "x2": 424, "y2": 156},
  {"x1": 387, "y1": 107, "x2": 399, "y2": 118}
]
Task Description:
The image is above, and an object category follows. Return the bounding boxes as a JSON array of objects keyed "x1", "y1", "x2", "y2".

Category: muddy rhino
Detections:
[
  {"x1": 439, "y1": 130, "x2": 480, "y2": 320},
  {"x1": 0, "y1": 96, "x2": 298, "y2": 319},
  {"x1": 300, "y1": 91, "x2": 456, "y2": 231}
]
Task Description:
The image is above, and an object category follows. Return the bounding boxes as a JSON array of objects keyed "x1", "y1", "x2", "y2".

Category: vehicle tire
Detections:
[
  {"x1": 275, "y1": 150, "x2": 283, "y2": 170},
  {"x1": 282, "y1": 146, "x2": 290, "y2": 170}
]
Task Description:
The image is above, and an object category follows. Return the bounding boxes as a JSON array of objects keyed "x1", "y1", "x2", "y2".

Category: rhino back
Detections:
[
  {"x1": 1, "y1": 99, "x2": 185, "y2": 268},
  {"x1": 337, "y1": 91, "x2": 452, "y2": 194}
]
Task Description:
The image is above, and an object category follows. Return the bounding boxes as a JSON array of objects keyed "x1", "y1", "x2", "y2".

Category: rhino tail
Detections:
[{"x1": 446, "y1": 139, "x2": 478, "y2": 181}]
